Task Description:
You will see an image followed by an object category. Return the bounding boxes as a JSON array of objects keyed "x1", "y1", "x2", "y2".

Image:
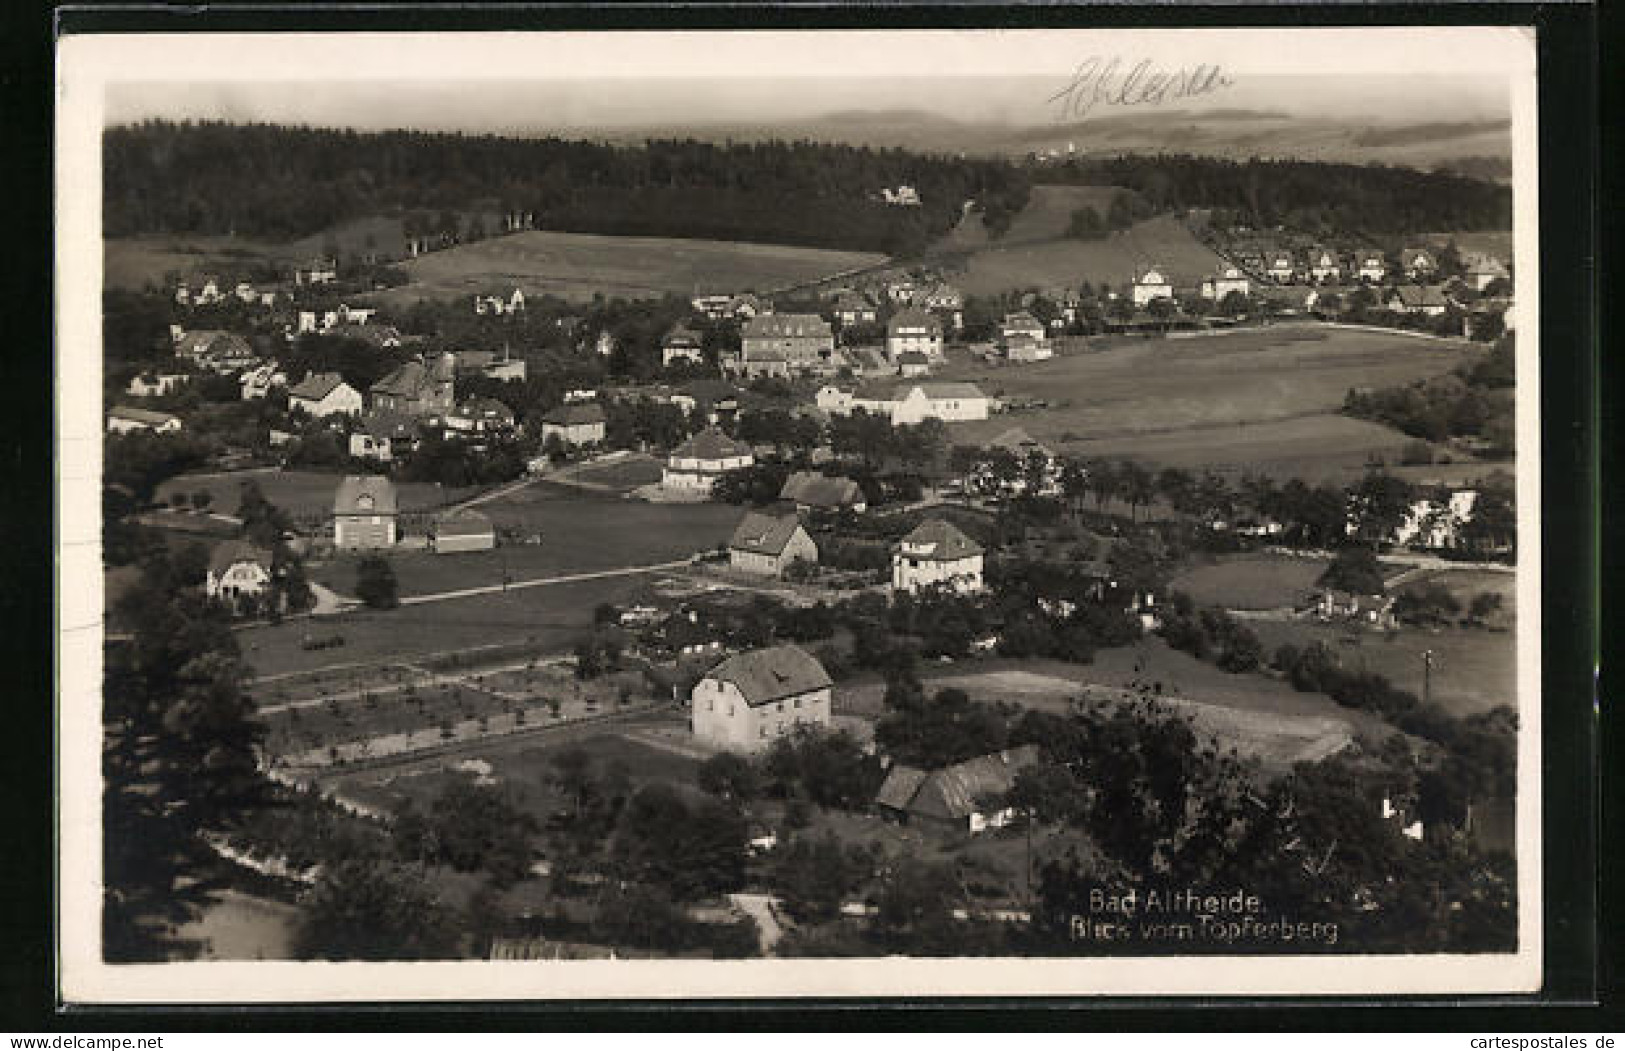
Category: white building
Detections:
[
  {"x1": 1200, "y1": 266, "x2": 1251, "y2": 301},
  {"x1": 886, "y1": 308, "x2": 944, "y2": 361},
  {"x1": 287, "y1": 372, "x2": 363, "y2": 418},
  {"x1": 816, "y1": 382, "x2": 990, "y2": 425},
  {"x1": 1394, "y1": 490, "x2": 1480, "y2": 549},
  {"x1": 126, "y1": 372, "x2": 190, "y2": 398},
  {"x1": 205, "y1": 542, "x2": 273, "y2": 603},
  {"x1": 1131, "y1": 266, "x2": 1174, "y2": 307},
  {"x1": 891, "y1": 518, "x2": 985, "y2": 594},
  {"x1": 728, "y1": 512, "x2": 818, "y2": 577},
  {"x1": 661, "y1": 426, "x2": 755, "y2": 494},
  {"x1": 107, "y1": 406, "x2": 182, "y2": 435},
  {"x1": 690, "y1": 644, "x2": 833, "y2": 754}
]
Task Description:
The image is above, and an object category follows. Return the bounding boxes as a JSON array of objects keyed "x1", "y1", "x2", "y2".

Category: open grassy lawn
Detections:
[
  {"x1": 1247, "y1": 619, "x2": 1516, "y2": 717},
  {"x1": 237, "y1": 573, "x2": 656, "y2": 678},
  {"x1": 364, "y1": 229, "x2": 886, "y2": 307},
  {"x1": 944, "y1": 214, "x2": 1229, "y2": 295},
  {"x1": 933, "y1": 185, "x2": 1138, "y2": 254},
  {"x1": 566, "y1": 454, "x2": 666, "y2": 492},
  {"x1": 1170, "y1": 553, "x2": 1331, "y2": 610},
  {"x1": 942, "y1": 324, "x2": 1480, "y2": 482},
  {"x1": 156, "y1": 469, "x2": 478, "y2": 522},
  {"x1": 104, "y1": 236, "x2": 289, "y2": 292}
]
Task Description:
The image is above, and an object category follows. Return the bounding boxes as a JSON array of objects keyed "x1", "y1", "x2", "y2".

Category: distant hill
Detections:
[{"x1": 936, "y1": 212, "x2": 1227, "y2": 295}]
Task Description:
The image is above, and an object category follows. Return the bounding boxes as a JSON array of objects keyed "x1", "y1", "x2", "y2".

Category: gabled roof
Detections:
[
  {"x1": 876, "y1": 745, "x2": 1041, "y2": 821},
  {"x1": 370, "y1": 360, "x2": 431, "y2": 397},
  {"x1": 108, "y1": 405, "x2": 180, "y2": 426},
  {"x1": 780, "y1": 471, "x2": 863, "y2": 509},
  {"x1": 287, "y1": 372, "x2": 351, "y2": 401},
  {"x1": 742, "y1": 313, "x2": 832, "y2": 340},
  {"x1": 887, "y1": 307, "x2": 941, "y2": 335},
  {"x1": 728, "y1": 511, "x2": 806, "y2": 557},
  {"x1": 1390, "y1": 285, "x2": 1449, "y2": 308},
  {"x1": 833, "y1": 290, "x2": 874, "y2": 312},
  {"x1": 208, "y1": 540, "x2": 273, "y2": 577},
  {"x1": 902, "y1": 382, "x2": 987, "y2": 402},
  {"x1": 1467, "y1": 254, "x2": 1510, "y2": 278},
  {"x1": 360, "y1": 412, "x2": 418, "y2": 440},
  {"x1": 456, "y1": 396, "x2": 516, "y2": 421},
  {"x1": 1401, "y1": 247, "x2": 1437, "y2": 266},
  {"x1": 987, "y1": 426, "x2": 1054, "y2": 459},
  {"x1": 333, "y1": 475, "x2": 398, "y2": 516},
  {"x1": 542, "y1": 402, "x2": 605, "y2": 426},
  {"x1": 671, "y1": 426, "x2": 752, "y2": 462},
  {"x1": 1134, "y1": 265, "x2": 1171, "y2": 284},
  {"x1": 663, "y1": 324, "x2": 704, "y2": 347},
  {"x1": 702, "y1": 644, "x2": 831, "y2": 707},
  {"x1": 1001, "y1": 311, "x2": 1044, "y2": 331},
  {"x1": 432, "y1": 508, "x2": 493, "y2": 536},
  {"x1": 897, "y1": 518, "x2": 983, "y2": 560}
]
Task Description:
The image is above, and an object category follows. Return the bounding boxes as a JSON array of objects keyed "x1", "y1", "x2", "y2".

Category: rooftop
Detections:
[{"x1": 703, "y1": 644, "x2": 832, "y2": 708}]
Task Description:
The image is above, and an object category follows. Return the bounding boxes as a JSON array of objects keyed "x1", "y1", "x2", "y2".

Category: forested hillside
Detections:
[
  {"x1": 1035, "y1": 154, "x2": 1511, "y2": 237},
  {"x1": 103, "y1": 121, "x2": 1033, "y2": 257}
]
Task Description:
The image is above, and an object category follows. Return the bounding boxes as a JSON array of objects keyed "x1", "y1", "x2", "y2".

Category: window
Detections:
[{"x1": 794, "y1": 697, "x2": 801, "y2": 709}]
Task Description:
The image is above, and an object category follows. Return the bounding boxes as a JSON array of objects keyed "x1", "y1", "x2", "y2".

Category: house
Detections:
[
  {"x1": 842, "y1": 347, "x2": 893, "y2": 377},
  {"x1": 107, "y1": 406, "x2": 182, "y2": 435},
  {"x1": 593, "y1": 330, "x2": 617, "y2": 358},
  {"x1": 205, "y1": 541, "x2": 273, "y2": 603},
  {"x1": 891, "y1": 383, "x2": 990, "y2": 424},
  {"x1": 1356, "y1": 250, "x2": 1388, "y2": 283},
  {"x1": 976, "y1": 426, "x2": 1059, "y2": 494},
  {"x1": 332, "y1": 475, "x2": 398, "y2": 550},
  {"x1": 1308, "y1": 248, "x2": 1343, "y2": 283},
  {"x1": 1401, "y1": 247, "x2": 1438, "y2": 280},
  {"x1": 348, "y1": 413, "x2": 417, "y2": 462},
  {"x1": 538, "y1": 402, "x2": 607, "y2": 448},
  {"x1": 1308, "y1": 589, "x2": 1397, "y2": 629},
  {"x1": 287, "y1": 372, "x2": 363, "y2": 419},
  {"x1": 896, "y1": 351, "x2": 932, "y2": 378},
  {"x1": 238, "y1": 363, "x2": 287, "y2": 401},
  {"x1": 369, "y1": 355, "x2": 457, "y2": 417},
  {"x1": 445, "y1": 396, "x2": 517, "y2": 436},
  {"x1": 126, "y1": 372, "x2": 190, "y2": 398},
  {"x1": 1131, "y1": 266, "x2": 1174, "y2": 307},
  {"x1": 345, "y1": 324, "x2": 404, "y2": 350},
  {"x1": 174, "y1": 330, "x2": 256, "y2": 373},
  {"x1": 690, "y1": 644, "x2": 833, "y2": 753},
  {"x1": 1466, "y1": 254, "x2": 1511, "y2": 291},
  {"x1": 874, "y1": 745, "x2": 1041, "y2": 835},
  {"x1": 1000, "y1": 312, "x2": 1050, "y2": 362},
  {"x1": 1394, "y1": 490, "x2": 1479, "y2": 549},
  {"x1": 1387, "y1": 285, "x2": 1450, "y2": 317},
  {"x1": 880, "y1": 185, "x2": 921, "y2": 206},
  {"x1": 737, "y1": 314, "x2": 835, "y2": 376},
  {"x1": 662, "y1": 426, "x2": 754, "y2": 493},
  {"x1": 294, "y1": 258, "x2": 337, "y2": 286},
  {"x1": 1200, "y1": 265, "x2": 1251, "y2": 301},
  {"x1": 474, "y1": 289, "x2": 526, "y2": 316},
  {"x1": 661, "y1": 325, "x2": 706, "y2": 368},
  {"x1": 690, "y1": 294, "x2": 735, "y2": 320},
  {"x1": 892, "y1": 518, "x2": 985, "y2": 594},
  {"x1": 779, "y1": 471, "x2": 867, "y2": 514},
  {"x1": 885, "y1": 308, "x2": 944, "y2": 362},
  {"x1": 727, "y1": 293, "x2": 769, "y2": 319},
  {"x1": 429, "y1": 509, "x2": 496, "y2": 554},
  {"x1": 727, "y1": 511, "x2": 819, "y2": 576},
  {"x1": 1266, "y1": 251, "x2": 1298, "y2": 284},
  {"x1": 832, "y1": 290, "x2": 877, "y2": 326},
  {"x1": 884, "y1": 279, "x2": 918, "y2": 305}
]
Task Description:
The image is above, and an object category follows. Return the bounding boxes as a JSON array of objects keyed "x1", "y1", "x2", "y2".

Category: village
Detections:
[{"x1": 100, "y1": 121, "x2": 1522, "y2": 964}]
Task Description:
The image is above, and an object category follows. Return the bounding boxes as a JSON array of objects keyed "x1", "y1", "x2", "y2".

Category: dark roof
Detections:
[
  {"x1": 370, "y1": 360, "x2": 430, "y2": 397},
  {"x1": 360, "y1": 412, "x2": 418, "y2": 439},
  {"x1": 288, "y1": 372, "x2": 350, "y2": 401},
  {"x1": 457, "y1": 396, "x2": 516, "y2": 421},
  {"x1": 702, "y1": 644, "x2": 832, "y2": 707},
  {"x1": 780, "y1": 471, "x2": 863, "y2": 509},
  {"x1": 207, "y1": 540, "x2": 272, "y2": 577},
  {"x1": 897, "y1": 518, "x2": 983, "y2": 560},
  {"x1": 663, "y1": 325, "x2": 704, "y2": 347},
  {"x1": 887, "y1": 308, "x2": 942, "y2": 335},
  {"x1": 728, "y1": 511, "x2": 806, "y2": 557},
  {"x1": 1001, "y1": 311, "x2": 1043, "y2": 331},
  {"x1": 741, "y1": 314, "x2": 832, "y2": 340},
  {"x1": 333, "y1": 475, "x2": 398, "y2": 516},
  {"x1": 1390, "y1": 285, "x2": 1448, "y2": 308},
  {"x1": 433, "y1": 508, "x2": 494, "y2": 536},
  {"x1": 987, "y1": 426, "x2": 1054, "y2": 458},
  {"x1": 542, "y1": 402, "x2": 606, "y2": 426},
  {"x1": 671, "y1": 426, "x2": 752, "y2": 462},
  {"x1": 877, "y1": 746, "x2": 1041, "y2": 822}
]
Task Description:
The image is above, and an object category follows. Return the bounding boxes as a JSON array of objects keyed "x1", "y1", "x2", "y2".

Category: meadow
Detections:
[
  {"x1": 368, "y1": 229, "x2": 887, "y2": 306},
  {"x1": 940, "y1": 213, "x2": 1230, "y2": 295},
  {"x1": 156, "y1": 468, "x2": 477, "y2": 521},
  {"x1": 1169, "y1": 553, "x2": 1333, "y2": 611}
]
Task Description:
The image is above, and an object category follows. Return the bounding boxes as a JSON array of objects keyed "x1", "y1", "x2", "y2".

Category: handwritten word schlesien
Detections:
[{"x1": 1047, "y1": 56, "x2": 1235, "y2": 120}]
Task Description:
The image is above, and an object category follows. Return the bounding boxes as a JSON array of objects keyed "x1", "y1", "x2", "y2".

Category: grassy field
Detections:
[
  {"x1": 933, "y1": 185, "x2": 1137, "y2": 254},
  {"x1": 365, "y1": 229, "x2": 886, "y2": 307},
  {"x1": 565, "y1": 454, "x2": 666, "y2": 492},
  {"x1": 941, "y1": 213, "x2": 1229, "y2": 295},
  {"x1": 104, "y1": 236, "x2": 289, "y2": 291},
  {"x1": 944, "y1": 324, "x2": 1481, "y2": 482},
  {"x1": 1169, "y1": 553, "x2": 1332, "y2": 611},
  {"x1": 1247, "y1": 619, "x2": 1516, "y2": 717},
  {"x1": 156, "y1": 469, "x2": 477, "y2": 522}
]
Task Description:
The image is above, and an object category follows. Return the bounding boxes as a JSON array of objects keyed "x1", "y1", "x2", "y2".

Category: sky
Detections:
[{"x1": 94, "y1": 28, "x2": 1520, "y2": 134}]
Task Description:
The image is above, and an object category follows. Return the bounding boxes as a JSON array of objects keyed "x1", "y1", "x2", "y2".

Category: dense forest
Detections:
[
  {"x1": 103, "y1": 121, "x2": 1032, "y2": 256},
  {"x1": 1036, "y1": 153, "x2": 1511, "y2": 237}
]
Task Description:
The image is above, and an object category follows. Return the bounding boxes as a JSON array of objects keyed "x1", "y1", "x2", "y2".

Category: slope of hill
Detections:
[{"x1": 938, "y1": 211, "x2": 1226, "y2": 294}]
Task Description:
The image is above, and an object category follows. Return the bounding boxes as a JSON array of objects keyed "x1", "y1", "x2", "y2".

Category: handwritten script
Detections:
[{"x1": 1047, "y1": 56, "x2": 1235, "y2": 120}]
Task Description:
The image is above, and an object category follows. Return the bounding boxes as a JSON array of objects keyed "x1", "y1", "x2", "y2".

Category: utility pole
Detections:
[{"x1": 1422, "y1": 648, "x2": 1435, "y2": 704}]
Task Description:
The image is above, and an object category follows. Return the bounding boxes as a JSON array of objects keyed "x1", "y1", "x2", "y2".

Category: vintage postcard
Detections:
[{"x1": 57, "y1": 25, "x2": 1542, "y2": 1002}]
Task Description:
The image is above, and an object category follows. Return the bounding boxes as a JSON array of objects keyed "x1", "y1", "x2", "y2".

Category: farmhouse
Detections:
[
  {"x1": 892, "y1": 517, "x2": 985, "y2": 594},
  {"x1": 126, "y1": 372, "x2": 190, "y2": 398},
  {"x1": 999, "y1": 311, "x2": 1049, "y2": 363},
  {"x1": 238, "y1": 363, "x2": 287, "y2": 401},
  {"x1": 661, "y1": 325, "x2": 706, "y2": 367},
  {"x1": 370, "y1": 355, "x2": 457, "y2": 418},
  {"x1": 662, "y1": 426, "x2": 754, "y2": 494},
  {"x1": 886, "y1": 308, "x2": 944, "y2": 362},
  {"x1": 429, "y1": 509, "x2": 496, "y2": 554},
  {"x1": 1387, "y1": 285, "x2": 1450, "y2": 317},
  {"x1": 737, "y1": 314, "x2": 835, "y2": 377},
  {"x1": 832, "y1": 290, "x2": 877, "y2": 326},
  {"x1": 875, "y1": 745, "x2": 1041, "y2": 835},
  {"x1": 539, "y1": 402, "x2": 607, "y2": 447},
  {"x1": 1467, "y1": 254, "x2": 1510, "y2": 291},
  {"x1": 332, "y1": 475, "x2": 398, "y2": 550},
  {"x1": 728, "y1": 511, "x2": 818, "y2": 576},
  {"x1": 690, "y1": 644, "x2": 833, "y2": 754},
  {"x1": 205, "y1": 541, "x2": 273, "y2": 603},
  {"x1": 1401, "y1": 247, "x2": 1438, "y2": 280},
  {"x1": 780, "y1": 471, "x2": 867, "y2": 514},
  {"x1": 1200, "y1": 266, "x2": 1251, "y2": 301},
  {"x1": 1356, "y1": 250, "x2": 1388, "y2": 283},
  {"x1": 287, "y1": 372, "x2": 363, "y2": 418},
  {"x1": 1131, "y1": 265, "x2": 1174, "y2": 307},
  {"x1": 107, "y1": 406, "x2": 183, "y2": 435},
  {"x1": 1309, "y1": 248, "x2": 1343, "y2": 283}
]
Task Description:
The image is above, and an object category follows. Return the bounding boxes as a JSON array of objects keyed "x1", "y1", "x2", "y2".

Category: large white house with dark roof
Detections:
[
  {"x1": 690, "y1": 644, "x2": 833, "y2": 753},
  {"x1": 661, "y1": 426, "x2": 754, "y2": 494},
  {"x1": 892, "y1": 518, "x2": 985, "y2": 594},
  {"x1": 287, "y1": 372, "x2": 362, "y2": 418}
]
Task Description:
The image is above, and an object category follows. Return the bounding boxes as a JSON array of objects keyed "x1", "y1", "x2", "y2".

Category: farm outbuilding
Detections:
[{"x1": 429, "y1": 508, "x2": 496, "y2": 554}]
